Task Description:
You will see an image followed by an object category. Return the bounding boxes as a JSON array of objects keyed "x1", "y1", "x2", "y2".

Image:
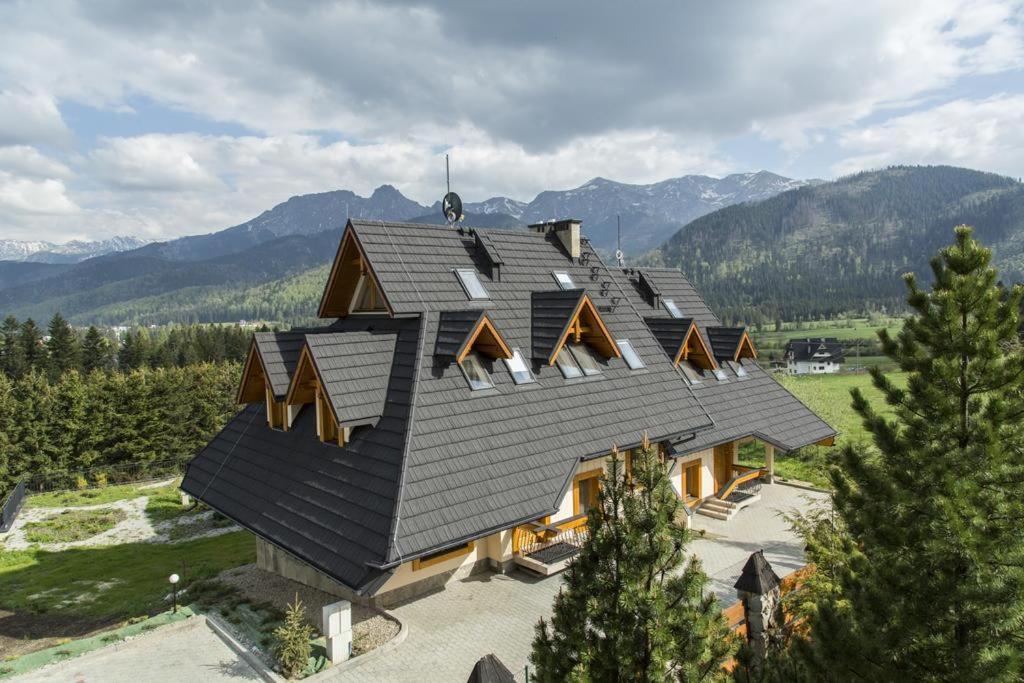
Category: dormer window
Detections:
[
  {"x1": 455, "y1": 268, "x2": 489, "y2": 300},
  {"x1": 504, "y1": 348, "x2": 535, "y2": 385},
  {"x1": 662, "y1": 299, "x2": 683, "y2": 318},
  {"x1": 728, "y1": 360, "x2": 748, "y2": 377},
  {"x1": 617, "y1": 339, "x2": 645, "y2": 370},
  {"x1": 553, "y1": 271, "x2": 575, "y2": 290},
  {"x1": 556, "y1": 343, "x2": 601, "y2": 378},
  {"x1": 680, "y1": 360, "x2": 703, "y2": 384},
  {"x1": 712, "y1": 368, "x2": 728, "y2": 381},
  {"x1": 351, "y1": 272, "x2": 386, "y2": 313},
  {"x1": 460, "y1": 351, "x2": 494, "y2": 390}
]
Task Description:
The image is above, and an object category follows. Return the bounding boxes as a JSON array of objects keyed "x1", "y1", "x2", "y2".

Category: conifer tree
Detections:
[
  {"x1": 81, "y1": 326, "x2": 113, "y2": 373},
  {"x1": 1, "y1": 315, "x2": 26, "y2": 378},
  {"x1": 791, "y1": 226, "x2": 1024, "y2": 680},
  {"x1": 531, "y1": 443, "x2": 734, "y2": 681},
  {"x1": 46, "y1": 312, "x2": 80, "y2": 379},
  {"x1": 19, "y1": 318, "x2": 43, "y2": 372}
]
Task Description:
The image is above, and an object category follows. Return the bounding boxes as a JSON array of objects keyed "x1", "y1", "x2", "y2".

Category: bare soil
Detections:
[{"x1": 0, "y1": 608, "x2": 119, "y2": 659}]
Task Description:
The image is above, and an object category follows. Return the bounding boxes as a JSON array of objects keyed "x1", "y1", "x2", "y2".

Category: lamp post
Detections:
[{"x1": 169, "y1": 573, "x2": 180, "y2": 613}]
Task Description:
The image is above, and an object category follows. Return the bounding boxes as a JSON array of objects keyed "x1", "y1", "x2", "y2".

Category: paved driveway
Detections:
[
  {"x1": 329, "y1": 482, "x2": 826, "y2": 682},
  {"x1": 11, "y1": 617, "x2": 262, "y2": 683}
]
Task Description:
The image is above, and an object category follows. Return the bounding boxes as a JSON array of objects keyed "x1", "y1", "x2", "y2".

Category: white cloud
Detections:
[
  {"x1": 0, "y1": 146, "x2": 72, "y2": 179},
  {"x1": 833, "y1": 94, "x2": 1024, "y2": 177},
  {"x1": 89, "y1": 135, "x2": 222, "y2": 191},
  {"x1": 0, "y1": 90, "x2": 72, "y2": 147},
  {"x1": 0, "y1": 173, "x2": 78, "y2": 216}
]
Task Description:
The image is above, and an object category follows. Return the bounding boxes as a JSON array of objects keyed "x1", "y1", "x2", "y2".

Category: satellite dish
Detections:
[
  {"x1": 615, "y1": 249, "x2": 624, "y2": 266},
  {"x1": 442, "y1": 191, "x2": 463, "y2": 224}
]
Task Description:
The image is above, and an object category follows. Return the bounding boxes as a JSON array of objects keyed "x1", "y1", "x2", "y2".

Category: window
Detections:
[
  {"x1": 712, "y1": 368, "x2": 728, "y2": 381},
  {"x1": 460, "y1": 351, "x2": 494, "y2": 390},
  {"x1": 569, "y1": 343, "x2": 602, "y2": 376},
  {"x1": 680, "y1": 360, "x2": 703, "y2": 384},
  {"x1": 575, "y1": 472, "x2": 601, "y2": 515},
  {"x1": 553, "y1": 271, "x2": 576, "y2": 290},
  {"x1": 503, "y1": 348, "x2": 535, "y2": 385},
  {"x1": 413, "y1": 542, "x2": 475, "y2": 570},
  {"x1": 555, "y1": 346, "x2": 584, "y2": 379},
  {"x1": 617, "y1": 339, "x2": 645, "y2": 370},
  {"x1": 683, "y1": 461, "x2": 701, "y2": 502},
  {"x1": 351, "y1": 274, "x2": 386, "y2": 312},
  {"x1": 454, "y1": 268, "x2": 489, "y2": 299},
  {"x1": 728, "y1": 360, "x2": 748, "y2": 378},
  {"x1": 662, "y1": 298, "x2": 683, "y2": 318}
]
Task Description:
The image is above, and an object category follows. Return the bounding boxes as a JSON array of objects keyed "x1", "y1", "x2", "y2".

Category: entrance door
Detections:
[{"x1": 713, "y1": 444, "x2": 732, "y2": 493}]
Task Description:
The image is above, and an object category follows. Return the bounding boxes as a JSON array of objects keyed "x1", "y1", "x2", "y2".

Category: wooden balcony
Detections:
[{"x1": 512, "y1": 513, "x2": 589, "y2": 576}]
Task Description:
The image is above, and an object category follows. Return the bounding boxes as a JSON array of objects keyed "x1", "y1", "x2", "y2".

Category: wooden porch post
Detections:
[{"x1": 764, "y1": 443, "x2": 775, "y2": 484}]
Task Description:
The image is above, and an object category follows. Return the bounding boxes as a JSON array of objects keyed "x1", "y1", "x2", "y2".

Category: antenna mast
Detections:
[
  {"x1": 615, "y1": 214, "x2": 624, "y2": 267},
  {"x1": 441, "y1": 153, "x2": 463, "y2": 226}
]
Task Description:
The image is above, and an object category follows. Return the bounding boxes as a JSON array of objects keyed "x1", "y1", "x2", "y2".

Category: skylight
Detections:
[
  {"x1": 569, "y1": 343, "x2": 602, "y2": 376},
  {"x1": 460, "y1": 351, "x2": 494, "y2": 390},
  {"x1": 680, "y1": 360, "x2": 702, "y2": 384},
  {"x1": 662, "y1": 298, "x2": 683, "y2": 318},
  {"x1": 455, "y1": 268, "x2": 489, "y2": 299},
  {"x1": 553, "y1": 271, "x2": 576, "y2": 290},
  {"x1": 617, "y1": 339, "x2": 645, "y2": 370},
  {"x1": 713, "y1": 368, "x2": 728, "y2": 381},
  {"x1": 728, "y1": 360, "x2": 749, "y2": 377},
  {"x1": 555, "y1": 347, "x2": 584, "y2": 379},
  {"x1": 503, "y1": 348, "x2": 535, "y2": 385}
]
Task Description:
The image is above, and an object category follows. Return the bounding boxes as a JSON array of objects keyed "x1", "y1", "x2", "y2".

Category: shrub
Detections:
[
  {"x1": 75, "y1": 475, "x2": 88, "y2": 490},
  {"x1": 273, "y1": 594, "x2": 314, "y2": 679},
  {"x1": 92, "y1": 472, "x2": 108, "y2": 488}
]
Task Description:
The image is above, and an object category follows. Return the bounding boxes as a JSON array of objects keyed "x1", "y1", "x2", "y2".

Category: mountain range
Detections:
[
  {"x1": 0, "y1": 236, "x2": 147, "y2": 263},
  {"x1": 3, "y1": 165, "x2": 1020, "y2": 327}
]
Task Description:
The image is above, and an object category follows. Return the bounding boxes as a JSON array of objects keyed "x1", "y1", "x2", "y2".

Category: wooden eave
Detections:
[
  {"x1": 674, "y1": 323, "x2": 718, "y2": 371},
  {"x1": 285, "y1": 343, "x2": 346, "y2": 430},
  {"x1": 457, "y1": 314, "x2": 514, "y2": 362},
  {"x1": 317, "y1": 224, "x2": 394, "y2": 318},
  {"x1": 236, "y1": 341, "x2": 270, "y2": 404},
  {"x1": 734, "y1": 330, "x2": 758, "y2": 361},
  {"x1": 547, "y1": 294, "x2": 621, "y2": 365}
]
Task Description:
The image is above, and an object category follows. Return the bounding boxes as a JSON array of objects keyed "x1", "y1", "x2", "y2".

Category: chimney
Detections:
[{"x1": 529, "y1": 219, "x2": 582, "y2": 259}]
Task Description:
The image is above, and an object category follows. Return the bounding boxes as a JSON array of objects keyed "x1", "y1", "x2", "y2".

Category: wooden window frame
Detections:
[
  {"x1": 412, "y1": 541, "x2": 475, "y2": 571},
  {"x1": 675, "y1": 322, "x2": 718, "y2": 371},
  {"x1": 573, "y1": 469, "x2": 603, "y2": 516},
  {"x1": 547, "y1": 294, "x2": 621, "y2": 365},
  {"x1": 318, "y1": 226, "x2": 393, "y2": 318},
  {"x1": 681, "y1": 459, "x2": 702, "y2": 506}
]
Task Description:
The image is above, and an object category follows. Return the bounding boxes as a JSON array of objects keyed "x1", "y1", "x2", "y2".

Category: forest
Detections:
[{"x1": 0, "y1": 314, "x2": 250, "y2": 492}]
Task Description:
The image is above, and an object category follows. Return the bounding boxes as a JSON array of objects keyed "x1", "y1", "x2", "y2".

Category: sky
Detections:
[{"x1": 2, "y1": 0, "x2": 1024, "y2": 243}]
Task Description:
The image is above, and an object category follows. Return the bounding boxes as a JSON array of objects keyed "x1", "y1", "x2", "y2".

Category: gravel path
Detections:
[
  {"x1": 0, "y1": 493, "x2": 237, "y2": 550},
  {"x1": 218, "y1": 564, "x2": 400, "y2": 655}
]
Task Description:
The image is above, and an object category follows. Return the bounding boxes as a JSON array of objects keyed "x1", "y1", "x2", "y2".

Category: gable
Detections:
[
  {"x1": 435, "y1": 310, "x2": 513, "y2": 362},
  {"x1": 531, "y1": 289, "x2": 620, "y2": 365},
  {"x1": 318, "y1": 225, "x2": 393, "y2": 318}
]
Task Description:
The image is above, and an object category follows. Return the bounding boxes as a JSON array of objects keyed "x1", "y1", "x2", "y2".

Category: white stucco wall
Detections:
[
  {"x1": 788, "y1": 360, "x2": 840, "y2": 375},
  {"x1": 675, "y1": 448, "x2": 715, "y2": 499}
]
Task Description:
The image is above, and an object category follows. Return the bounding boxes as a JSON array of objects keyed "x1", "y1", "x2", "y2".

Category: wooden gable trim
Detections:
[
  {"x1": 287, "y1": 344, "x2": 351, "y2": 445},
  {"x1": 547, "y1": 294, "x2": 621, "y2": 365},
  {"x1": 457, "y1": 314, "x2": 513, "y2": 362},
  {"x1": 734, "y1": 330, "x2": 758, "y2": 361},
  {"x1": 236, "y1": 341, "x2": 269, "y2": 404},
  {"x1": 317, "y1": 224, "x2": 394, "y2": 318},
  {"x1": 674, "y1": 323, "x2": 718, "y2": 371}
]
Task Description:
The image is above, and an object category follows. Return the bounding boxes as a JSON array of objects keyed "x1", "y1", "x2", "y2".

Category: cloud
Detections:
[
  {"x1": 833, "y1": 94, "x2": 1024, "y2": 177},
  {"x1": 0, "y1": 146, "x2": 72, "y2": 179},
  {"x1": 89, "y1": 135, "x2": 222, "y2": 191},
  {"x1": 0, "y1": 90, "x2": 72, "y2": 147},
  {"x1": 0, "y1": 173, "x2": 78, "y2": 216}
]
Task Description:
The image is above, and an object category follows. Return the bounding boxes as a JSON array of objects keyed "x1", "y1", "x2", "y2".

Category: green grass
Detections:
[
  {"x1": 142, "y1": 483, "x2": 195, "y2": 524},
  {"x1": 737, "y1": 370, "x2": 908, "y2": 487},
  {"x1": 0, "y1": 531, "x2": 255, "y2": 619},
  {"x1": 25, "y1": 483, "x2": 150, "y2": 509},
  {"x1": 753, "y1": 317, "x2": 904, "y2": 346},
  {"x1": 23, "y1": 508, "x2": 129, "y2": 544}
]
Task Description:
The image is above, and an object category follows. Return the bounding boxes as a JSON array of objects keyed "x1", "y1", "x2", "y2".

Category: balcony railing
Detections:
[{"x1": 513, "y1": 513, "x2": 589, "y2": 560}]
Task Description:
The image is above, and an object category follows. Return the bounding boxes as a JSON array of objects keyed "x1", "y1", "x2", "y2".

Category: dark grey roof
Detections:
[
  {"x1": 253, "y1": 331, "x2": 307, "y2": 400},
  {"x1": 617, "y1": 267, "x2": 836, "y2": 455},
  {"x1": 467, "y1": 654, "x2": 515, "y2": 683},
  {"x1": 182, "y1": 315, "x2": 420, "y2": 594},
  {"x1": 644, "y1": 317, "x2": 694, "y2": 361},
  {"x1": 786, "y1": 338, "x2": 844, "y2": 363},
  {"x1": 531, "y1": 288, "x2": 586, "y2": 362},
  {"x1": 306, "y1": 330, "x2": 400, "y2": 428},
  {"x1": 706, "y1": 326, "x2": 747, "y2": 361},
  {"x1": 434, "y1": 309, "x2": 487, "y2": 359},
  {"x1": 734, "y1": 550, "x2": 781, "y2": 594},
  {"x1": 474, "y1": 230, "x2": 504, "y2": 266}
]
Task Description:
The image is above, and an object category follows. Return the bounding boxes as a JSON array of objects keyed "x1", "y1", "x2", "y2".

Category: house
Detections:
[
  {"x1": 181, "y1": 218, "x2": 835, "y2": 608},
  {"x1": 784, "y1": 337, "x2": 844, "y2": 374}
]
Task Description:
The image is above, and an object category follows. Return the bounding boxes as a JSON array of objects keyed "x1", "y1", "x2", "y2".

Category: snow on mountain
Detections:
[{"x1": 0, "y1": 236, "x2": 149, "y2": 263}]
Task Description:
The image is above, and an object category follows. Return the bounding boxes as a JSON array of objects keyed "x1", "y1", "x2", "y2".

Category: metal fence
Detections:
[
  {"x1": 0, "y1": 481, "x2": 26, "y2": 532},
  {"x1": 20, "y1": 456, "x2": 192, "y2": 496}
]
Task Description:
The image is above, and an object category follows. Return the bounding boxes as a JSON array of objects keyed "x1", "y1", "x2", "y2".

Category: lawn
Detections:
[
  {"x1": 0, "y1": 531, "x2": 255, "y2": 620},
  {"x1": 26, "y1": 479, "x2": 178, "y2": 509},
  {"x1": 739, "y1": 370, "x2": 908, "y2": 487},
  {"x1": 22, "y1": 508, "x2": 129, "y2": 544},
  {"x1": 752, "y1": 317, "x2": 904, "y2": 346}
]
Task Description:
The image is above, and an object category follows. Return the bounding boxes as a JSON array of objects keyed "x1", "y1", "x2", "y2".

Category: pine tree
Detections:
[
  {"x1": 81, "y1": 326, "x2": 113, "y2": 373},
  {"x1": 46, "y1": 312, "x2": 80, "y2": 379},
  {"x1": 531, "y1": 443, "x2": 735, "y2": 681},
  {"x1": 1, "y1": 315, "x2": 26, "y2": 378},
  {"x1": 19, "y1": 318, "x2": 44, "y2": 372},
  {"x1": 791, "y1": 226, "x2": 1024, "y2": 679},
  {"x1": 273, "y1": 594, "x2": 314, "y2": 679}
]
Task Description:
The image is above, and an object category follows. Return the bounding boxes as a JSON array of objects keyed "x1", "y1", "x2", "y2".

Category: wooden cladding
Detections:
[
  {"x1": 286, "y1": 345, "x2": 349, "y2": 446},
  {"x1": 734, "y1": 331, "x2": 758, "y2": 361},
  {"x1": 237, "y1": 343, "x2": 268, "y2": 404},
  {"x1": 318, "y1": 226, "x2": 392, "y2": 318},
  {"x1": 675, "y1": 322, "x2": 718, "y2": 371},
  {"x1": 459, "y1": 315, "x2": 513, "y2": 362},
  {"x1": 549, "y1": 294, "x2": 620, "y2": 365},
  {"x1": 412, "y1": 541, "x2": 475, "y2": 570}
]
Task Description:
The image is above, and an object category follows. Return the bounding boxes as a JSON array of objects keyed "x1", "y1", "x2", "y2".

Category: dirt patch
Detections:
[
  {"x1": 218, "y1": 564, "x2": 400, "y2": 655},
  {"x1": 0, "y1": 608, "x2": 120, "y2": 659}
]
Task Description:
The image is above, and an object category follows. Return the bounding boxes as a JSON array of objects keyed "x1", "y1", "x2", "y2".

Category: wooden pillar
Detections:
[{"x1": 764, "y1": 443, "x2": 775, "y2": 484}]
